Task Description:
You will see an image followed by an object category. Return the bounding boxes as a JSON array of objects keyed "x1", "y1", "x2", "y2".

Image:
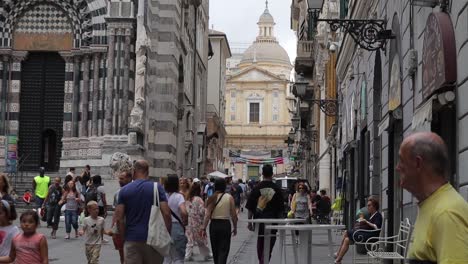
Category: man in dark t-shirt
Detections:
[{"x1": 246, "y1": 164, "x2": 284, "y2": 264}]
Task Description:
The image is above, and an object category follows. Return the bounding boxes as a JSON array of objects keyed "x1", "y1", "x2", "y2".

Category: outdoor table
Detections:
[
  {"x1": 244, "y1": 218, "x2": 306, "y2": 264},
  {"x1": 264, "y1": 224, "x2": 346, "y2": 264}
]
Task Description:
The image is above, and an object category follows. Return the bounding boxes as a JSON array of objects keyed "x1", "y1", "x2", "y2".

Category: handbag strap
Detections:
[
  {"x1": 211, "y1": 193, "x2": 225, "y2": 219},
  {"x1": 153, "y1": 182, "x2": 160, "y2": 207},
  {"x1": 170, "y1": 209, "x2": 186, "y2": 231}
]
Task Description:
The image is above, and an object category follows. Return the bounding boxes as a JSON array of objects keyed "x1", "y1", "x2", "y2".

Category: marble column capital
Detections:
[
  {"x1": 11, "y1": 51, "x2": 28, "y2": 62},
  {"x1": 59, "y1": 52, "x2": 75, "y2": 63}
]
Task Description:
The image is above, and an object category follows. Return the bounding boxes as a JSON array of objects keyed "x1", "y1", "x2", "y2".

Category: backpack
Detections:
[
  {"x1": 84, "y1": 185, "x2": 99, "y2": 204},
  {"x1": 206, "y1": 184, "x2": 214, "y2": 198}
]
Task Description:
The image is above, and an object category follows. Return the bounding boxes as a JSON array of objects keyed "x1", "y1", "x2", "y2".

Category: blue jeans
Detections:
[
  {"x1": 163, "y1": 222, "x2": 187, "y2": 264},
  {"x1": 65, "y1": 209, "x2": 78, "y2": 233}
]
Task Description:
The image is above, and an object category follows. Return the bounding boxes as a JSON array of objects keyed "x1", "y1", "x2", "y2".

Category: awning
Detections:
[{"x1": 411, "y1": 95, "x2": 436, "y2": 132}]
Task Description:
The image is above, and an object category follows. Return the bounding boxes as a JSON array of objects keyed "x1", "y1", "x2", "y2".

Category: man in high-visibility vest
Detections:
[{"x1": 32, "y1": 167, "x2": 51, "y2": 208}]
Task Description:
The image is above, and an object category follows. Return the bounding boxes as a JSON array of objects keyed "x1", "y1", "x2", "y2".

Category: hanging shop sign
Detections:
[
  {"x1": 5, "y1": 135, "x2": 17, "y2": 173},
  {"x1": 422, "y1": 12, "x2": 457, "y2": 100},
  {"x1": 388, "y1": 54, "x2": 402, "y2": 111},
  {"x1": 388, "y1": 15, "x2": 402, "y2": 112}
]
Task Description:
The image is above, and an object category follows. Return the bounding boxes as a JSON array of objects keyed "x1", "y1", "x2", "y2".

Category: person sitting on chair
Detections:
[{"x1": 334, "y1": 196, "x2": 382, "y2": 264}]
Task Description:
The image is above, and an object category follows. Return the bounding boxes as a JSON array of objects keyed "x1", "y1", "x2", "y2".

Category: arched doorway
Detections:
[{"x1": 18, "y1": 52, "x2": 65, "y2": 171}]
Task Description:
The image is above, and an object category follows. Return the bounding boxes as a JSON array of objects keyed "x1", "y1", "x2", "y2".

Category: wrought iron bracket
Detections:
[
  {"x1": 308, "y1": 99, "x2": 338, "y2": 116},
  {"x1": 316, "y1": 19, "x2": 394, "y2": 51}
]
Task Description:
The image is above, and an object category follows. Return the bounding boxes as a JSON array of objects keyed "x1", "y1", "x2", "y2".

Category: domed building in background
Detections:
[{"x1": 224, "y1": 2, "x2": 294, "y2": 181}]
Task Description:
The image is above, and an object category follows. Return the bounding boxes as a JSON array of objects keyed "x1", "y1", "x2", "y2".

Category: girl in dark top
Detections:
[{"x1": 334, "y1": 196, "x2": 383, "y2": 264}]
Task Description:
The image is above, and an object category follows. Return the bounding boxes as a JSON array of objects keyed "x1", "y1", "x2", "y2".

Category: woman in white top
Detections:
[
  {"x1": 163, "y1": 176, "x2": 188, "y2": 264},
  {"x1": 202, "y1": 178, "x2": 238, "y2": 264}
]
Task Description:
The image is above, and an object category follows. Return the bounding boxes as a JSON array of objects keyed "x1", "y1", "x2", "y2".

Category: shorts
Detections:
[
  {"x1": 124, "y1": 241, "x2": 164, "y2": 264},
  {"x1": 113, "y1": 234, "x2": 124, "y2": 250},
  {"x1": 85, "y1": 244, "x2": 101, "y2": 264}
]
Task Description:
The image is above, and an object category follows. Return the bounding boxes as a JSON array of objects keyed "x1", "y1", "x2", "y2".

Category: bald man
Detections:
[
  {"x1": 396, "y1": 132, "x2": 468, "y2": 264},
  {"x1": 115, "y1": 160, "x2": 172, "y2": 264}
]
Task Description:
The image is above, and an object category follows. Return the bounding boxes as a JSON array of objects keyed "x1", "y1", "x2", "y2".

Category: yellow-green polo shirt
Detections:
[{"x1": 408, "y1": 183, "x2": 468, "y2": 264}]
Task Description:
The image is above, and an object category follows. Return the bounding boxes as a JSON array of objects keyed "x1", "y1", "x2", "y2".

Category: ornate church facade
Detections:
[
  {"x1": 225, "y1": 3, "x2": 293, "y2": 180},
  {"x1": 0, "y1": 0, "x2": 210, "y2": 178}
]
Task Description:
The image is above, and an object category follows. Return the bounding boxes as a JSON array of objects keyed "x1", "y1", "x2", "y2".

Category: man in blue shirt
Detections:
[{"x1": 115, "y1": 160, "x2": 171, "y2": 264}]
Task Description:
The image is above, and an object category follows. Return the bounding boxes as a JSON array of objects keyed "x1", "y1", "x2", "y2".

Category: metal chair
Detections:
[
  {"x1": 366, "y1": 218, "x2": 413, "y2": 263},
  {"x1": 352, "y1": 212, "x2": 385, "y2": 264}
]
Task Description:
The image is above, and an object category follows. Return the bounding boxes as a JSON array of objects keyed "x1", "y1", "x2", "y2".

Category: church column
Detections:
[
  {"x1": 121, "y1": 29, "x2": 132, "y2": 134},
  {"x1": 92, "y1": 53, "x2": 101, "y2": 137},
  {"x1": 8, "y1": 51, "x2": 27, "y2": 136},
  {"x1": 105, "y1": 28, "x2": 116, "y2": 135},
  {"x1": 72, "y1": 55, "x2": 82, "y2": 137},
  {"x1": 59, "y1": 53, "x2": 75, "y2": 138},
  {"x1": 113, "y1": 29, "x2": 123, "y2": 135},
  {"x1": 0, "y1": 55, "x2": 8, "y2": 135},
  {"x1": 80, "y1": 54, "x2": 91, "y2": 137}
]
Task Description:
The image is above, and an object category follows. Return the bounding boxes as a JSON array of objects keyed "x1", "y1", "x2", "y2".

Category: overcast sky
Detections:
[{"x1": 209, "y1": 0, "x2": 297, "y2": 62}]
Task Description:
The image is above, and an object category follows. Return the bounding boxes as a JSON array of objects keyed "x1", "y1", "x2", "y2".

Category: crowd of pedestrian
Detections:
[{"x1": 0, "y1": 131, "x2": 465, "y2": 264}]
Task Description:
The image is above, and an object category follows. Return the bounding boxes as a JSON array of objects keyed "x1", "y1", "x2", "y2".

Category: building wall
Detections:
[{"x1": 333, "y1": 0, "x2": 468, "y2": 230}]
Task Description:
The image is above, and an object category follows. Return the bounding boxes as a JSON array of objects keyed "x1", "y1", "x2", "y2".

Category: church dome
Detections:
[
  {"x1": 259, "y1": 9, "x2": 274, "y2": 24},
  {"x1": 239, "y1": 3, "x2": 291, "y2": 67},
  {"x1": 240, "y1": 41, "x2": 291, "y2": 65}
]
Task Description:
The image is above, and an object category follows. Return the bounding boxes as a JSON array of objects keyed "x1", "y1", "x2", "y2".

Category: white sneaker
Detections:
[{"x1": 204, "y1": 254, "x2": 213, "y2": 261}]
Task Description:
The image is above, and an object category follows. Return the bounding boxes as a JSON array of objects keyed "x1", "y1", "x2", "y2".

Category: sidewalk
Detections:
[{"x1": 187, "y1": 209, "x2": 353, "y2": 264}]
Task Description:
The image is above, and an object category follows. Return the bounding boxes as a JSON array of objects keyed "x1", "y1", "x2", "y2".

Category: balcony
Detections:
[{"x1": 295, "y1": 40, "x2": 315, "y2": 76}]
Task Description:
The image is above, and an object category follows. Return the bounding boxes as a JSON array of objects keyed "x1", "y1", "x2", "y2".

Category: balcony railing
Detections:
[{"x1": 297, "y1": 40, "x2": 315, "y2": 58}]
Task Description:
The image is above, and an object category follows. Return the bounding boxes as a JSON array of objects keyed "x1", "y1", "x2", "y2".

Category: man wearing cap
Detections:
[{"x1": 32, "y1": 167, "x2": 51, "y2": 208}]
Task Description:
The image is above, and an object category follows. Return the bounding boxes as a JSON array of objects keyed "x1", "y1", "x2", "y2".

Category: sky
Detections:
[{"x1": 209, "y1": 0, "x2": 297, "y2": 62}]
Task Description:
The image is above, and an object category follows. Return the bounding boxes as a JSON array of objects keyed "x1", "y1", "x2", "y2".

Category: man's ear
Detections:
[{"x1": 415, "y1": 155, "x2": 423, "y2": 171}]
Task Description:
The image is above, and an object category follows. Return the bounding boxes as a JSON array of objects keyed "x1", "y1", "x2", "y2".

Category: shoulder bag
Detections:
[{"x1": 147, "y1": 182, "x2": 172, "y2": 256}]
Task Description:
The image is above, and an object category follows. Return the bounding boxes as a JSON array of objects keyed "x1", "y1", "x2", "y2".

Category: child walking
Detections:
[
  {"x1": 0, "y1": 210, "x2": 49, "y2": 264},
  {"x1": 0, "y1": 200, "x2": 19, "y2": 257},
  {"x1": 79, "y1": 201, "x2": 112, "y2": 264}
]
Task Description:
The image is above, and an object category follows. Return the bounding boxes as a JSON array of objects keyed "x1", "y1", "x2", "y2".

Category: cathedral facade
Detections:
[{"x1": 0, "y1": 0, "x2": 210, "y2": 178}]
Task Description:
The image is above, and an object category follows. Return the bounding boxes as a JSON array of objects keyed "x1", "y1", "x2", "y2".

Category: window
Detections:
[
  {"x1": 249, "y1": 103, "x2": 260, "y2": 123},
  {"x1": 231, "y1": 91, "x2": 236, "y2": 98}
]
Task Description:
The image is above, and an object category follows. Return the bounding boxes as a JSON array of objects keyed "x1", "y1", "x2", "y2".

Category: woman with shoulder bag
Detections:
[
  {"x1": 202, "y1": 178, "x2": 238, "y2": 264},
  {"x1": 163, "y1": 176, "x2": 188, "y2": 264}
]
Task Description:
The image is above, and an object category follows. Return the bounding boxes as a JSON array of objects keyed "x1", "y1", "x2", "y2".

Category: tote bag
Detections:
[{"x1": 147, "y1": 182, "x2": 172, "y2": 256}]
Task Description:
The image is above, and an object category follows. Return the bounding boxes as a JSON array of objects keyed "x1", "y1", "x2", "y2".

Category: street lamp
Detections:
[
  {"x1": 307, "y1": 0, "x2": 395, "y2": 51},
  {"x1": 293, "y1": 73, "x2": 308, "y2": 98},
  {"x1": 291, "y1": 114, "x2": 301, "y2": 130}
]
